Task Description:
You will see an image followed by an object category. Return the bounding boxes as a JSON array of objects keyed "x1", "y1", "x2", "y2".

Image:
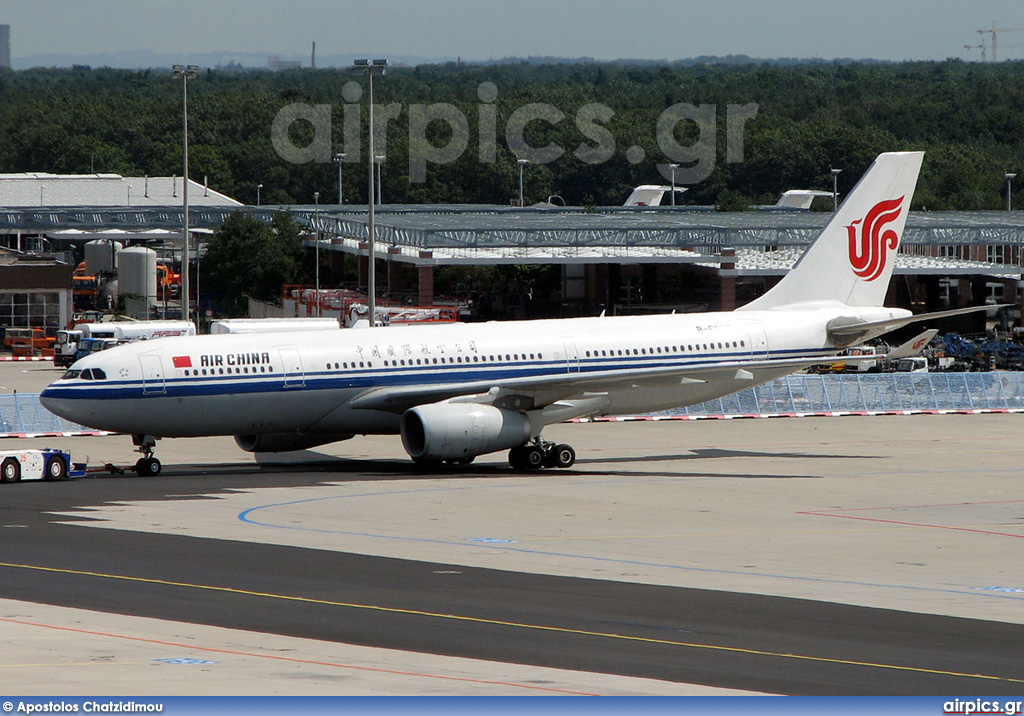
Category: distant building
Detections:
[
  {"x1": 267, "y1": 55, "x2": 301, "y2": 71},
  {"x1": 0, "y1": 25, "x2": 10, "y2": 69},
  {"x1": 0, "y1": 172, "x2": 242, "y2": 209}
]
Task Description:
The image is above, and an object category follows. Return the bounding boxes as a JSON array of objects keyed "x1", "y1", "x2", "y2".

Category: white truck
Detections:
[
  {"x1": 54, "y1": 320, "x2": 196, "y2": 367},
  {"x1": 0, "y1": 448, "x2": 85, "y2": 482},
  {"x1": 210, "y1": 317, "x2": 340, "y2": 334}
]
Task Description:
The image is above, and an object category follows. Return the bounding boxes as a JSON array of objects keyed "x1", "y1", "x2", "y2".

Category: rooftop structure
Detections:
[{"x1": 0, "y1": 173, "x2": 242, "y2": 209}]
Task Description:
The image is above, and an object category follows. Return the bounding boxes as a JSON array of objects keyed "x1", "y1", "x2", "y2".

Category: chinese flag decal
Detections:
[{"x1": 172, "y1": 356, "x2": 192, "y2": 368}]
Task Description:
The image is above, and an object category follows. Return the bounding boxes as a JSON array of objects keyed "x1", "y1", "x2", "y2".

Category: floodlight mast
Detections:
[
  {"x1": 830, "y1": 167, "x2": 842, "y2": 212},
  {"x1": 334, "y1": 153, "x2": 346, "y2": 204},
  {"x1": 172, "y1": 64, "x2": 198, "y2": 323},
  {"x1": 353, "y1": 58, "x2": 388, "y2": 324},
  {"x1": 313, "y1": 191, "x2": 321, "y2": 317}
]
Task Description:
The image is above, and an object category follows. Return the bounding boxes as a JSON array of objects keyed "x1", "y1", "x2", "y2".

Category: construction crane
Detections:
[
  {"x1": 964, "y1": 42, "x2": 987, "y2": 62},
  {"x1": 977, "y1": 21, "x2": 1024, "y2": 62}
]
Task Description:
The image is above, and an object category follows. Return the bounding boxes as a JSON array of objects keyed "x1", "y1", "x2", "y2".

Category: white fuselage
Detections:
[{"x1": 40, "y1": 304, "x2": 904, "y2": 439}]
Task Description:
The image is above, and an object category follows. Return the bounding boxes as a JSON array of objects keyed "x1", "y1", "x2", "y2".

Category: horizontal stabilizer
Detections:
[{"x1": 827, "y1": 304, "x2": 1009, "y2": 346}]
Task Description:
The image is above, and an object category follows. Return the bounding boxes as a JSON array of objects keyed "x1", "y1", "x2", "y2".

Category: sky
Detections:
[{"x1": 2, "y1": 0, "x2": 1023, "y2": 65}]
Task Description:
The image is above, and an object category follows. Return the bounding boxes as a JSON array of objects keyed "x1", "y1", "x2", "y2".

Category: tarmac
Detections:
[{"x1": 0, "y1": 361, "x2": 1022, "y2": 694}]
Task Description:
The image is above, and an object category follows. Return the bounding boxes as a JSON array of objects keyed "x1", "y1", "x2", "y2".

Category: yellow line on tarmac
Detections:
[{"x1": 2, "y1": 560, "x2": 1020, "y2": 685}]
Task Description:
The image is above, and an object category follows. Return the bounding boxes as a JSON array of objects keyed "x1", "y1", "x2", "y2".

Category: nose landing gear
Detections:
[
  {"x1": 131, "y1": 434, "x2": 162, "y2": 476},
  {"x1": 508, "y1": 439, "x2": 576, "y2": 470}
]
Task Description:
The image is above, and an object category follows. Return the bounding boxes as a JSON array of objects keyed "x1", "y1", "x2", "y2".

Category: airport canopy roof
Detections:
[
  {"x1": 0, "y1": 201, "x2": 1021, "y2": 277},
  {"x1": 0, "y1": 173, "x2": 241, "y2": 209},
  {"x1": 704, "y1": 247, "x2": 1023, "y2": 279}
]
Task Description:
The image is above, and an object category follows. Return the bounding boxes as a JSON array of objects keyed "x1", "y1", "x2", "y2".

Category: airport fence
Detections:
[
  {"x1": 0, "y1": 392, "x2": 94, "y2": 436},
  {"x1": 3, "y1": 372, "x2": 1024, "y2": 436},
  {"x1": 650, "y1": 371, "x2": 1024, "y2": 418}
]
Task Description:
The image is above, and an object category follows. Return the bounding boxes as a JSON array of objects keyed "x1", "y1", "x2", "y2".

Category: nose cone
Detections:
[{"x1": 40, "y1": 381, "x2": 90, "y2": 426}]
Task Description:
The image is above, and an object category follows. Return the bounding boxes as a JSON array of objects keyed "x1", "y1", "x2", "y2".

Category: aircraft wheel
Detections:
[
  {"x1": 524, "y1": 446, "x2": 545, "y2": 470},
  {"x1": 553, "y1": 444, "x2": 576, "y2": 468},
  {"x1": 44, "y1": 456, "x2": 68, "y2": 481},
  {"x1": 135, "y1": 457, "x2": 161, "y2": 476},
  {"x1": 1, "y1": 458, "x2": 21, "y2": 483},
  {"x1": 508, "y1": 446, "x2": 526, "y2": 470}
]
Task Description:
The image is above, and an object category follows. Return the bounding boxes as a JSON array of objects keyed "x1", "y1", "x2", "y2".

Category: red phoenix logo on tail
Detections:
[{"x1": 847, "y1": 196, "x2": 905, "y2": 282}]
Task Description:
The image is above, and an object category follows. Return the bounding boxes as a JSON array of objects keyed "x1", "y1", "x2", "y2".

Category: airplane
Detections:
[{"x1": 40, "y1": 151, "x2": 993, "y2": 475}]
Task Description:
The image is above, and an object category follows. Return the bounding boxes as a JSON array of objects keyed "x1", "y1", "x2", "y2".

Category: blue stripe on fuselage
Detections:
[{"x1": 42, "y1": 347, "x2": 829, "y2": 403}]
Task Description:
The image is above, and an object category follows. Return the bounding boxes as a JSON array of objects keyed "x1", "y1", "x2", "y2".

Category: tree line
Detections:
[{"x1": 1, "y1": 59, "x2": 1023, "y2": 210}]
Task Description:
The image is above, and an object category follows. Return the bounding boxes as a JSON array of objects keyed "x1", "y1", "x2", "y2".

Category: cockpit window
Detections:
[
  {"x1": 92, "y1": 368, "x2": 107, "y2": 380},
  {"x1": 81, "y1": 370, "x2": 94, "y2": 380},
  {"x1": 62, "y1": 370, "x2": 82, "y2": 380}
]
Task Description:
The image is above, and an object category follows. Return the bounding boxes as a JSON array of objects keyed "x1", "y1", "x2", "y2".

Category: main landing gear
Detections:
[
  {"x1": 508, "y1": 439, "x2": 576, "y2": 470},
  {"x1": 131, "y1": 434, "x2": 162, "y2": 476}
]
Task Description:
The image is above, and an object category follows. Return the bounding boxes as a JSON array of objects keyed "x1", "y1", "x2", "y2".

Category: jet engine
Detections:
[
  {"x1": 400, "y1": 403, "x2": 532, "y2": 462},
  {"x1": 234, "y1": 432, "x2": 354, "y2": 453}
]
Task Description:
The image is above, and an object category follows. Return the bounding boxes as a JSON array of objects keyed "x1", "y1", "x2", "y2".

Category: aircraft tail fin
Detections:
[
  {"x1": 739, "y1": 151, "x2": 924, "y2": 311},
  {"x1": 887, "y1": 329, "x2": 939, "y2": 360}
]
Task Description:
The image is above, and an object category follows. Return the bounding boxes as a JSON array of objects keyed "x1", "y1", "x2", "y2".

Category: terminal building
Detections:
[
  {"x1": 1, "y1": 170, "x2": 1023, "y2": 336},
  {"x1": 301, "y1": 204, "x2": 1024, "y2": 327},
  {"x1": 0, "y1": 173, "x2": 241, "y2": 340}
]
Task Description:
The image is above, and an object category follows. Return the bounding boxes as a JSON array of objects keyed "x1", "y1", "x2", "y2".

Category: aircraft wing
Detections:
[{"x1": 345, "y1": 354, "x2": 838, "y2": 415}]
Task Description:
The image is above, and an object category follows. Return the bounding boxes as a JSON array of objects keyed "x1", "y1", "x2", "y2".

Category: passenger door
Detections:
[{"x1": 139, "y1": 355, "x2": 166, "y2": 395}]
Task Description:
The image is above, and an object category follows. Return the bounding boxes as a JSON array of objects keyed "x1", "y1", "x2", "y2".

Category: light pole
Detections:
[
  {"x1": 173, "y1": 63, "x2": 198, "y2": 324},
  {"x1": 313, "y1": 191, "x2": 321, "y2": 318},
  {"x1": 375, "y1": 154, "x2": 385, "y2": 204},
  {"x1": 354, "y1": 58, "x2": 387, "y2": 325},
  {"x1": 668, "y1": 163, "x2": 679, "y2": 206},
  {"x1": 517, "y1": 158, "x2": 529, "y2": 207},
  {"x1": 334, "y1": 153, "x2": 346, "y2": 204},
  {"x1": 830, "y1": 167, "x2": 842, "y2": 212},
  {"x1": 1005, "y1": 173, "x2": 1017, "y2": 211},
  {"x1": 256, "y1": 183, "x2": 263, "y2": 206}
]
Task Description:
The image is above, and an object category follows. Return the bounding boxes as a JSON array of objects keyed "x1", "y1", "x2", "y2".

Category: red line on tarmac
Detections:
[
  {"x1": 0, "y1": 616, "x2": 600, "y2": 695},
  {"x1": 798, "y1": 500, "x2": 1024, "y2": 539}
]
